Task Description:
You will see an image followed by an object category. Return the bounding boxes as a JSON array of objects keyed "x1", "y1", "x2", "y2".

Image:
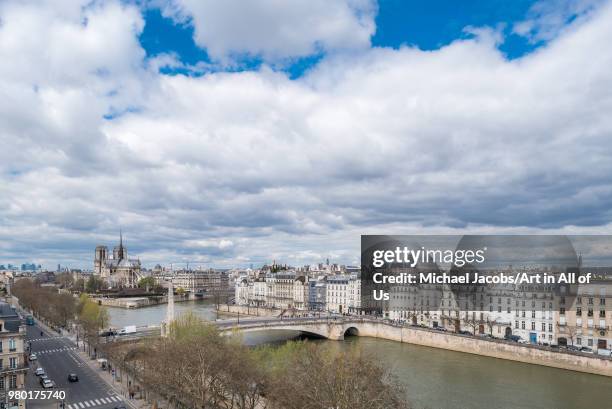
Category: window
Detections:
[
  {"x1": 0, "y1": 376, "x2": 4, "y2": 390},
  {"x1": 8, "y1": 338, "x2": 15, "y2": 351},
  {"x1": 9, "y1": 375, "x2": 16, "y2": 389},
  {"x1": 8, "y1": 358, "x2": 16, "y2": 369},
  {"x1": 600, "y1": 310, "x2": 606, "y2": 317},
  {"x1": 577, "y1": 337, "x2": 582, "y2": 345},
  {"x1": 549, "y1": 323, "x2": 553, "y2": 332},
  {"x1": 577, "y1": 307, "x2": 582, "y2": 316},
  {"x1": 532, "y1": 310, "x2": 536, "y2": 318},
  {"x1": 515, "y1": 321, "x2": 519, "y2": 329},
  {"x1": 588, "y1": 339, "x2": 593, "y2": 347},
  {"x1": 521, "y1": 321, "x2": 525, "y2": 330},
  {"x1": 531, "y1": 322, "x2": 536, "y2": 330},
  {"x1": 601, "y1": 298, "x2": 606, "y2": 305},
  {"x1": 542, "y1": 323, "x2": 546, "y2": 331},
  {"x1": 560, "y1": 308, "x2": 565, "y2": 315}
]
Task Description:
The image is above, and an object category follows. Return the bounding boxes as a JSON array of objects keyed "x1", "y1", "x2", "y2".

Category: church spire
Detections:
[{"x1": 118, "y1": 229, "x2": 126, "y2": 260}]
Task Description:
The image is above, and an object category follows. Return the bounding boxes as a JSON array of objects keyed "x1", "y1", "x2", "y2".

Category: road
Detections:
[{"x1": 24, "y1": 321, "x2": 126, "y2": 409}]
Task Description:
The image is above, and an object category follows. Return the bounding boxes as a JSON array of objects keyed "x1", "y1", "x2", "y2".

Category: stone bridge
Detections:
[{"x1": 217, "y1": 317, "x2": 370, "y2": 341}]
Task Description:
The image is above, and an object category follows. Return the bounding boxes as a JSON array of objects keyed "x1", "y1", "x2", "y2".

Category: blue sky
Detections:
[
  {"x1": 139, "y1": 0, "x2": 548, "y2": 77},
  {"x1": 1, "y1": 0, "x2": 612, "y2": 269}
]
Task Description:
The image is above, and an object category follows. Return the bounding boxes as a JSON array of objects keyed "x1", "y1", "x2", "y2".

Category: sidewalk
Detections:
[{"x1": 72, "y1": 341, "x2": 149, "y2": 409}]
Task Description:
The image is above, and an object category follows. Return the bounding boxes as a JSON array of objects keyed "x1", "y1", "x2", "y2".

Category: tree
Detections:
[
  {"x1": 54, "y1": 292, "x2": 77, "y2": 328},
  {"x1": 485, "y1": 317, "x2": 497, "y2": 336},
  {"x1": 56, "y1": 272, "x2": 74, "y2": 289},
  {"x1": 86, "y1": 275, "x2": 106, "y2": 293},
  {"x1": 78, "y1": 296, "x2": 109, "y2": 355},
  {"x1": 263, "y1": 342, "x2": 408, "y2": 409},
  {"x1": 556, "y1": 322, "x2": 578, "y2": 346},
  {"x1": 100, "y1": 312, "x2": 409, "y2": 409},
  {"x1": 138, "y1": 276, "x2": 156, "y2": 291},
  {"x1": 74, "y1": 278, "x2": 85, "y2": 292}
]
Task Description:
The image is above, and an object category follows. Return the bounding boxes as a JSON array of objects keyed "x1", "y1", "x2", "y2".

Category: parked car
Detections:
[
  {"x1": 504, "y1": 335, "x2": 521, "y2": 343},
  {"x1": 29, "y1": 353, "x2": 37, "y2": 361},
  {"x1": 518, "y1": 338, "x2": 528, "y2": 344},
  {"x1": 118, "y1": 325, "x2": 137, "y2": 335},
  {"x1": 597, "y1": 349, "x2": 612, "y2": 357},
  {"x1": 459, "y1": 330, "x2": 473, "y2": 336},
  {"x1": 41, "y1": 378, "x2": 55, "y2": 389},
  {"x1": 35, "y1": 367, "x2": 45, "y2": 376},
  {"x1": 567, "y1": 345, "x2": 581, "y2": 352},
  {"x1": 580, "y1": 347, "x2": 594, "y2": 354},
  {"x1": 67, "y1": 373, "x2": 79, "y2": 382}
]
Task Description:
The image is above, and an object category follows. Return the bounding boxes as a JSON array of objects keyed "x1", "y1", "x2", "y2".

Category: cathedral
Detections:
[{"x1": 94, "y1": 232, "x2": 142, "y2": 288}]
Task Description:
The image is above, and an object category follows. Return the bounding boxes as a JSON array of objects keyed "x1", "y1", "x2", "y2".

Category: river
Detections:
[{"x1": 106, "y1": 301, "x2": 612, "y2": 409}]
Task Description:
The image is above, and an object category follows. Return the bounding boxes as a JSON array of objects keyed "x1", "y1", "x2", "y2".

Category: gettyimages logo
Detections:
[{"x1": 371, "y1": 246, "x2": 487, "y2": 268}]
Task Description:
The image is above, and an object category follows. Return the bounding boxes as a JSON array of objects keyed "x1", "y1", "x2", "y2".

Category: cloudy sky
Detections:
[{"x1": 1, "y1": 0, "x2": 612, "y2": 269}]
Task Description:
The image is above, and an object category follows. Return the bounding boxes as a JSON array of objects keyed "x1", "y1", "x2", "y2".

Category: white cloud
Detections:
[
  {"x1": 2, "y1": 0, "x2": 612, "y2": 268},
  {"x1": 513, "y1": 0, "x2": 606, "y2": 42},
  {"x1": 160, "y1": 0, "x2": 377, "y2": 63}
]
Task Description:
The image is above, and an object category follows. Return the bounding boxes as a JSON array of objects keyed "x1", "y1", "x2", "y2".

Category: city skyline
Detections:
[{"x1": 3, "y1": 0, "x2": 612, "y2": 268}]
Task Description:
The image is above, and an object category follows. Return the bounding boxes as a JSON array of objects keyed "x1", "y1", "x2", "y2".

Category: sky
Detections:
[{"x1": 1, "y1": 0, "x2": 612, "y2": 269}]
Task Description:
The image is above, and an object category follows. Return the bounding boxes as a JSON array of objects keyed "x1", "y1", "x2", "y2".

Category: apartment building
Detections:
[
  {"x1": 0, "y1": 304, "x2": 27, "y2": 409},
  {"x1": 172, "y1": 269, "x2": 229, "y2": 294}
]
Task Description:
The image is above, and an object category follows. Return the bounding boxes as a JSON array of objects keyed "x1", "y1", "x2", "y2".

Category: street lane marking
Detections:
[
  {"x1": 33, "y1": 346, "x2": 78, "y2": 354},
  {"x1": 68, "y1": 395, "x2": 122, "y2": 409}
]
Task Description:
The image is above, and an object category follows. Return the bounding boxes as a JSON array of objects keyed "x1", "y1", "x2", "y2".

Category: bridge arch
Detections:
[{"x1": 344, "y1": 326, "x2": 359, "y2": 337}]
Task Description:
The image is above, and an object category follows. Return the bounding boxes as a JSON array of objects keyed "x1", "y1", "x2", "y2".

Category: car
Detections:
[
  {"x1": 459, "y1": 330, "x2": 473, "y2": 336},
  {"x1": 504, "y1": 335, "x2": 521, "y2": 343},
  {"x1": 518, "y1": 338, "x2": 528, "y2": 344},
  {"x1": 35, "y1": 367, "x2": 45, "y2": 376},
  {"x1": 114, "y1": 406, "x2": 127, "y2": 409},
  {"x1": 41, "y1": 378, "x2": 55, "y2": 389},
  {"x1": 567, "y1": 345, "x2": 581, "y2": 352},
  {"x1": 580, "y1": 347, "x2": 594, "y2": 354},
  {"x1": 68, "y1": 373, "x2": 79, "y2": 382},
  {"x1": 29, "y1": 353, "x2": 37, "y2": 361}
]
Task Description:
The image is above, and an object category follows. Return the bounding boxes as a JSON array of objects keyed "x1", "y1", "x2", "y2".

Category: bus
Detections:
[{"x1": 26, "y1": 315, "x2": 34, "y2": 325}]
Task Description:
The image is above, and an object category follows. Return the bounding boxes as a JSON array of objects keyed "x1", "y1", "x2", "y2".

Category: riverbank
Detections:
[
  {"x1": 217, "y1": 303, "x2": 280, "y2": 317},
  {"x1": 358, "y1": 320, "x2": 612, "y2": 377},
  {"x1": 95, "y1": 294, "x2": 189, "y2": 308}
]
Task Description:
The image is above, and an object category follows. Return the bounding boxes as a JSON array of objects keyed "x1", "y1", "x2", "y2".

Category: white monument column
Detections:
[{"x1": 162, "y1": 278, "x2": 175, "y2": 337}]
